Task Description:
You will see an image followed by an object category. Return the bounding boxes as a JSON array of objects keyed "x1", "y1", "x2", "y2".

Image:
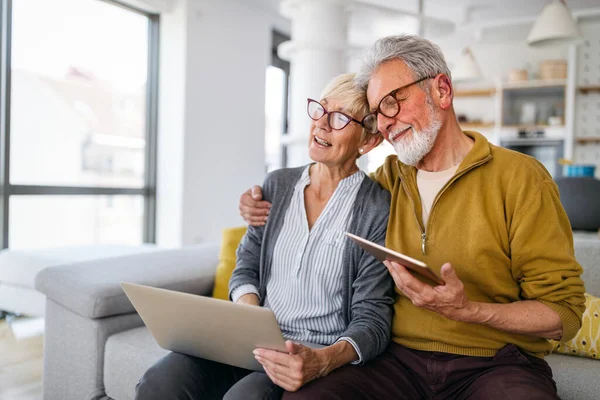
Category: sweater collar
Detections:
[{"x1": 397, "y1": 130, "x2": 492, "y2": 181}]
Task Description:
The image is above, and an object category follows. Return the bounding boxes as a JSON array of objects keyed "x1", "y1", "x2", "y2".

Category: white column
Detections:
[{"x1": 279, "y1": 0, "x2": 349, "y2": 167}]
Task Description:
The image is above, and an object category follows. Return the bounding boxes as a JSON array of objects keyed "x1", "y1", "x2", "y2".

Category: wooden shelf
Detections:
[
  {"x1": 575, "y1": 137, "x2": 600, "y2": 144},
  {"x1": 455, "y1": 88, "x2": 496, "y2": 97},
  {"x1": 502, "y1": 79, "x2": 566, "y2": 89},
  {"x1": 579, "y1": 85, "x2": 600, "y2": 94},
  {"x1": 460, "y1": 123, "x2": 495, "y2": 129}
]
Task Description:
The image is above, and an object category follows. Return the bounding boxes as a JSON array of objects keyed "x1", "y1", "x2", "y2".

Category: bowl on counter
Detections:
[{"x1": 563, "y1": 164, "x2": 596, "y2": 177}]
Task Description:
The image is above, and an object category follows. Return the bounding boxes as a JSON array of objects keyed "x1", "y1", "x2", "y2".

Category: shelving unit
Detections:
[
  {"x1": 500, "y1": 82, "x2": 566, "y2": 128},
  {"x1": 571, "y1": 19, "x2": 600, "y2": 178}
]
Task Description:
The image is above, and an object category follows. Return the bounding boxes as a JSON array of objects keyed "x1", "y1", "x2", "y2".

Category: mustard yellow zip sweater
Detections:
[{"x1": 372, "y1": 131, "x2": 586, "y2": 358}]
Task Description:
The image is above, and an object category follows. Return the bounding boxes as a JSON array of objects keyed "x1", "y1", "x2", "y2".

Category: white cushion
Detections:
[
  {"x1": 0, "y1": 283, "x2": 46, "y2": 316},
  {"x1": 0, "y1": 245, "x2": 158, "y2": 288}
]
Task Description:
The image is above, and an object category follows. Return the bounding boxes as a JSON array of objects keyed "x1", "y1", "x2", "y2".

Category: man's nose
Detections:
[{"x1": 378, "y1": 113, "x2": 396, "y2": 141}]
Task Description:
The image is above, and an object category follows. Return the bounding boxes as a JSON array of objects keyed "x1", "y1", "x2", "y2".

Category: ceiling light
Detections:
[
  {"x1": 527, "y1": 0, "x2": 583, "y2": 47},
  {"x1": 452, "y1": 48, "x2": 482, "y2": 82}
]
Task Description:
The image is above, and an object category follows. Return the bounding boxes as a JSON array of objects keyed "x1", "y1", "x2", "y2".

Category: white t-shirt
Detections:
[{"x1": 417, "y1": 164, "x2": 460, "y2": 227}]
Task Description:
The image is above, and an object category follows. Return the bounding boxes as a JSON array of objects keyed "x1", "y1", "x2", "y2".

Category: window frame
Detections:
[
  {"x1": 269, "y1": 30, "x2": 290, "y2": 169},
  {"x1": 0, "y1": 0, "x2": 159, "y2": 249}
]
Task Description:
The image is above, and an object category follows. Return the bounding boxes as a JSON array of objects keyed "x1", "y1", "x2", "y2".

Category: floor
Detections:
[{"x1": 0, "y1": 318, "x2": 44, "y2": 400}]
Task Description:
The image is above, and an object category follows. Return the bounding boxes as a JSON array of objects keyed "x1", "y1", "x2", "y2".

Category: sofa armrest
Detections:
[{"x1": 35, "y1": 243, "x2": 219, "y2": 319}]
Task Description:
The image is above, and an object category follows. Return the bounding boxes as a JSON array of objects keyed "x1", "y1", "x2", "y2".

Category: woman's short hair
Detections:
[{"x1": 320, "y1": 73, "x2": 370, "y2": 141}]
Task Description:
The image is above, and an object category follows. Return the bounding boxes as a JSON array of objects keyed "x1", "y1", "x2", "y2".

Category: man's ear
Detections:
[
  {"x1": 432, "y1": 74, "x2": 453, "y2": 110},
  {"x1": 360, "y1": 133, "x2": 384, "y2": 156}
]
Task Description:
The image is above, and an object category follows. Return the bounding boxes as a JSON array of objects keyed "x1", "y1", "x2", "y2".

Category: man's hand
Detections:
[
  {"x1": 236, "y1": 293, "x2": 260, "y2": 306},
  {"x1": 384, "y1": 260, "x2": 564, "y2": 339},
  {"x1": 384, "y1": 261, "x2": 473, "y2": 322},
  {"x1": 254, "y1": 341, "x2": 328, "y2": 392},
  {"x1": 239, "y1": 186, "x2": 271, "y2": 226}
]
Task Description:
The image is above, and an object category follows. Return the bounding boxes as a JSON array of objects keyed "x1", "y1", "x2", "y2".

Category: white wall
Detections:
[{"x1": 156, "y1": 0, "x2": 290, "y2": 247}]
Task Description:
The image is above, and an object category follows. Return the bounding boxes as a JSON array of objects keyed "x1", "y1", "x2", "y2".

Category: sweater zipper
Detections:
[
  {"x1": 401, "y1": 179, "x2": 427, "y2": 255},
  {"x1": 424, "y1": 156, "x2": 492, "y2": 240},
  {"x1": 401, "y1": 155, "x2": 492, "y2": 256}
]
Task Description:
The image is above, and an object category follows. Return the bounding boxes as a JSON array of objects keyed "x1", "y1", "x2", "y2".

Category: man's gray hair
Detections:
[{"x1": 355, "y1": 35, "x2": 451, "y2": 92}]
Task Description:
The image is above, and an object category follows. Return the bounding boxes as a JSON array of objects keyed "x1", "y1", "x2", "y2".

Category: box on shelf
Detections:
[
  {"x1": 540, "y1": 60, "x2": 567, "y2": 80},
  {"x1": 509, "y1": 69, "x2": 528, "y2": 83}
]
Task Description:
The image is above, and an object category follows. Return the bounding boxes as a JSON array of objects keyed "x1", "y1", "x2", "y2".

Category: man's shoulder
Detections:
[
  {"x1": 488, "y1": 144, "x2": 553, "y2": 182},
  {"x1": 371, "y1": 154, "x2": 401, "y2": 191}
]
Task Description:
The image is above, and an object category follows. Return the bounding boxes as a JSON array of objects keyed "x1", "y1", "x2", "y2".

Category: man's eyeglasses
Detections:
[
  {"x1": 362, "y1": 76, "x2": 434, "y2": 134},
  {"x1": 307, "y1": 99, "x2": 377, "y2": 134}
]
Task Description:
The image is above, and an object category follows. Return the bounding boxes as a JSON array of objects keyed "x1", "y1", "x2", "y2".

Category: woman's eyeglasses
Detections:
[{"x1": 307, "y1": 99, "x2": 379, "y2": 134}]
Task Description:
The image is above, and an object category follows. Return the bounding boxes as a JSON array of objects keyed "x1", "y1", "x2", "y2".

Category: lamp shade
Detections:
[
  {"x1": 527, "y1": 0, "x2": 583, "y2": 46},
  {"x1": 452, "y1": 48, "x2": 482, "y2": 82}
]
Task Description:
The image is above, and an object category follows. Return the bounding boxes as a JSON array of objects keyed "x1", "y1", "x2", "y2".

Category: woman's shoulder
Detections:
[
  {"x1": 264, "y1": 165, "x2": 306, "y2": 184},
  {"x1": 262, "y1": 165, "x2": 308, "y2": 196},
  {"x1": 358, "y1": 174, "x2": 391, "y2": 212}
]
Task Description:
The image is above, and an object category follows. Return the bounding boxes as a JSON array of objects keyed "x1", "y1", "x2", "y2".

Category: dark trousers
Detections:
[
  {"x1": 283, "y1": 343, "x2": 559, "y2": 400},
  {"x1": 134, "y1": 352, "x2": 283, "y2": 400}
]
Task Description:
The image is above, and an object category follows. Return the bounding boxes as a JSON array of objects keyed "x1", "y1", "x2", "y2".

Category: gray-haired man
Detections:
[{"x1": 240, "y1": 35, "x2": 585, "y2": 399}]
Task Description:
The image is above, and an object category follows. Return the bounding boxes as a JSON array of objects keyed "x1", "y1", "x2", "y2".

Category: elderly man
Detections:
[{"x1": 240, "y1": 35, "x2": 586, "y2": 399}]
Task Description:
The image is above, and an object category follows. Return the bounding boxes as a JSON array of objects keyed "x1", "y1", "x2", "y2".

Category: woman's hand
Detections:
[
  {"x1": 236, "y1": 293, "x2": 260, "y2": 306},
  {"x1": 254, "y1": 340, "x2": 358, "y2": 392},
  {"x1": 253, "y1": 341, "x2": 328, "y2": 392}
]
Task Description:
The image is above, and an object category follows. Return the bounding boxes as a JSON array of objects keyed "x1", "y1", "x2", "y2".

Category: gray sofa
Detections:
[{"x1": 35, "y1": 238, "x2": 600, "y2": 400}]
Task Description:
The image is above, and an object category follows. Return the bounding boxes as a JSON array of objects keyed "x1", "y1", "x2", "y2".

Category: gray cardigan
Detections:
[{"x1": 229, "y1": 165, "x2": 394, "y2": 363}]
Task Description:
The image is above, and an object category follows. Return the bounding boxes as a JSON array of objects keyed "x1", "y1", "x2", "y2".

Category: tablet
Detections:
[{"x1": 345, "y1": 232, "x2": 445, "y2": 285}]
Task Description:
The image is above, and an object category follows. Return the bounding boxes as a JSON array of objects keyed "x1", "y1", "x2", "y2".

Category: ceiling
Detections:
[{"x1": 259, "y1": 0, "x2": 600, "y2": 48}]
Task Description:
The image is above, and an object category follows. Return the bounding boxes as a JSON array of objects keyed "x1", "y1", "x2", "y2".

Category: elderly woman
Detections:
[{"x1": 134, "y1": 73, "x2": 393, "y2": 400}]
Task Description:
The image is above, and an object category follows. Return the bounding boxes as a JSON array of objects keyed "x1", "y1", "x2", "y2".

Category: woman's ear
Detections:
[{"x1": 360, "y1": 134, "x2": 384, "y2": 156}]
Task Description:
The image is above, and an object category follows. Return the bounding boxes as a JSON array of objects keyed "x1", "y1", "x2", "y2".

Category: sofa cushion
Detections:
[
  {"x1": 104, "y1": 326, "x2": 168, "y2": 400},
  {"x1": 0, "y1": 283, "x2": 46, "y2": 316},
  {"x1": 35, "y1": 243, "x2": 219, "y2": 319},
  {"x1": 0, "y1": 245, "x2": 158, "y2": 288},
  {"x1": 547, "y1": 353, "x2": 600, "y2": 399},
  {"x1": 212, "y1": 226, "x2": 247, "y2": 300},
  {"x1": 552, "y1": 293, "x2": 600, "y2": 359},
  {"x1": 573, "y1": 235, "x2": 600, "y2": 297}
]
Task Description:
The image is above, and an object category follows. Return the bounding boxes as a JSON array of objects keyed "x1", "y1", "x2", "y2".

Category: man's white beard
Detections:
[{"x1": 392, "y1": 107, "x2": 442, "y2": 166}]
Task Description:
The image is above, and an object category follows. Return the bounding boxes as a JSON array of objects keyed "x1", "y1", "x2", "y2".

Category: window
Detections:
[
  {"x1": 366, "y1": 141, "x2": 396, "y2": 173},
  {"x1": 264, "y1": 30, "x2": 290, "y2": 173},
  {"x1": 0, "y1": 0, "x2": 158, "y2": 249}
]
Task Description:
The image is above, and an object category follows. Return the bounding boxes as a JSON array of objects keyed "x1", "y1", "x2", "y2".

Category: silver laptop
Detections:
[{"x1": 121, "y1": 281, "x2": 288, "y2": 371}]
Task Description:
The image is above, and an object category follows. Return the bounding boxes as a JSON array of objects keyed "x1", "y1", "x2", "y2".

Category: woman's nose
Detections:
[{"x1": 316, "y1": 114, "x2": 331, "y2": 131}]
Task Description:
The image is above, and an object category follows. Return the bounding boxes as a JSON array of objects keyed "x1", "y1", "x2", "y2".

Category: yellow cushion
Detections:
[
  {"x1": 552, "y1": 293, "x2": 600, "y2": 359},
  {"x1": 211, "y1": 226, "x2": 248, "y2": 300}
]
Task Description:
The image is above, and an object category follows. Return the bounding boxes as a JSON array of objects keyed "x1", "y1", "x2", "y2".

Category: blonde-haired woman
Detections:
[{"x1": 135, "y1": 73, "x2": 394, "y2": 400}]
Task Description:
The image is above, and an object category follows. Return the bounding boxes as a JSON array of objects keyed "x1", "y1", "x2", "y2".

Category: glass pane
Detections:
[
  {"x1": 10, "y1": 0, "x2": 149, "y2": 187},
  {"x1": 265, "y1": 66, "x2": 286, "y2": 172},
  {"x1": 9, "y1": 195, "x2": 144, "y2": 249}
]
